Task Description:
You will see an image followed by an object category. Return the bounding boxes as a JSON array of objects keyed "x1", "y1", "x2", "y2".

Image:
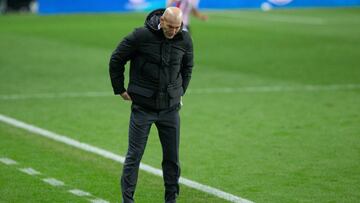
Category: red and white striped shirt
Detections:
[{"x1": 173, "y1": 0, "x2": 200, "y2": 28}]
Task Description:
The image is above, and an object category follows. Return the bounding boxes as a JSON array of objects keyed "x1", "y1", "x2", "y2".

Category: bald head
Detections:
[
  {"x1": 163, "y1": 7, "x2": 183, "y2": 24},
  {"x1": 160, "y1": 7, "x2": 183, "y2": 39}
]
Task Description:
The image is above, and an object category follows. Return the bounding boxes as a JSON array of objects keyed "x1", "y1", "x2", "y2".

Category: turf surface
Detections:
[{"x1": 1, "y1": 8, "x2": 360, "y2": 202}]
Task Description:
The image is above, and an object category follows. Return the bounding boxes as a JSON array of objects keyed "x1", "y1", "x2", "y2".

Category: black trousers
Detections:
[{"x1": 121, "y1": 103, "x2": 181, "y2": 203}]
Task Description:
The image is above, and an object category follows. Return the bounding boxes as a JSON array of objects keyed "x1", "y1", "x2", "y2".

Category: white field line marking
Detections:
[
  {"x1": 213, "y1": 12, "x2": 325, "y2": 25},
  {"x1": 19, "y1": 167, "x2": 41, "y2": 176},
  {"x1": 1, "y1": 158, "x2": 109, "y2": 203},
  {"x1": 0, "y1": 92, "x2": 111, "y2": 100},
  {"x1": 89, "y1": 199, "x2": 110, "y2": 203},
  {"x1": 252, "y1": 15, "x2": 324, "y2": 25},
  {"x1": 0, "y1": 114, "x2": 252, "y2": 203},
  {"x1": 0, "y1": 84, "x2": 359, "y2": 101},
  {"x1": 187, "y1": 84, "x2": 360, "y2": 94},
  {"x1": 42, "y1": 178, "x2": 65, "y2": 187},
  {"x1": 69, "y1": 189, "x2": 92, "y2": 197},
  {"x1": 0, "y1": 157, "x2": 18, "y2": 165}
]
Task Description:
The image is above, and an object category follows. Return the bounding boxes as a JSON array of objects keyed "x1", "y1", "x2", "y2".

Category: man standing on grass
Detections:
[{"x1": 109, "y1": 7, "x2": 193, "y2": 203}]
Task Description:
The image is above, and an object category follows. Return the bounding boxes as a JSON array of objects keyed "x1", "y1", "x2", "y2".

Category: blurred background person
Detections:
[
  {"x1": 1, "y1": 0, "x2": 32, "y2": 13},
  {"x1": 166, "y1": 0, "x2": 208, "y2": 32},
  {"x1": 0, "y1": 0, "x2": 37, "y2": 14}
]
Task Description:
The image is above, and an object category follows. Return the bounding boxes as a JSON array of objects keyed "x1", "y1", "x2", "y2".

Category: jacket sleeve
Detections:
[
  {"x1": 109, "y1": 29, "x2": 138, "y2": 95},
  {"x1": 180, "y1": 35, "x2": 194, "y2": 94}
]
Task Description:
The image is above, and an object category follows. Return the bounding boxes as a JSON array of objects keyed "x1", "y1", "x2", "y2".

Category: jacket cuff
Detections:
[{"x1": 114, "y1": 87, "x2": 126, "y2": 95}]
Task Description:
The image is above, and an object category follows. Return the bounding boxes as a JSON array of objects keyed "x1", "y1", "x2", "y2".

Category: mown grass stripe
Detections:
[{"x1": 0, "y1": 84, "x2": 359, "y2": 100}]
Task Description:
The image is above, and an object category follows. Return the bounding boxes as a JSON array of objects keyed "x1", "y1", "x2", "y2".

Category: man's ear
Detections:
[{"x1": 160, "y1": 16, "x2": 165, "y2": 28}]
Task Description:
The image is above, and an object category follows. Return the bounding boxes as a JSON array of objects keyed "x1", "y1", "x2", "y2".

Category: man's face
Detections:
[{"x1": 160, "y1": 16, "x2": 182, "y2": 39}]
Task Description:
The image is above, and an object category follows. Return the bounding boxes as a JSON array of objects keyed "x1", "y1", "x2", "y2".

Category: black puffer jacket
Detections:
[{"x1": 109, "y1": 8, "x2": 194, "y2": 110}]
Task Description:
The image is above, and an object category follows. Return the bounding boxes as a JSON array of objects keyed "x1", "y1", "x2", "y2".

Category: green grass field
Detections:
[{"x1": 1, "y1": 8, "x2": 360, "y2": 203}]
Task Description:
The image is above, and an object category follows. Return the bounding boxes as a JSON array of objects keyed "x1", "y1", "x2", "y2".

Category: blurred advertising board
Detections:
[{"x1": 37, "y1": 0, "x2": 360, "y2": 14}]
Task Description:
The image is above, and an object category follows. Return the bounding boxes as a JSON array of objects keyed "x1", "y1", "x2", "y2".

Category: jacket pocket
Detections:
[
  {"x1": 167, "y1": 87, "x2": 183, "y2": 98},
  {"x1": 128, "y1": 84, "x2": 155, "y2": 98}
]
